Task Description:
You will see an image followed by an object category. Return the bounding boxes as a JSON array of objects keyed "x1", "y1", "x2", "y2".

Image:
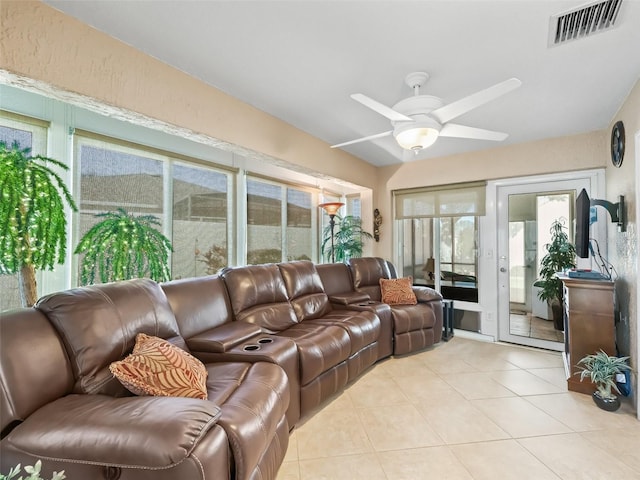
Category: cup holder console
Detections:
[{"x1": 242, "y1": 338, "x2": 273, "y2": 351}]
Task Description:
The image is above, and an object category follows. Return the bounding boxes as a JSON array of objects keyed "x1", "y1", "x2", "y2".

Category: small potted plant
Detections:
[
  {"x1": 0, "y1": 460, "x2": 65, "y2": 479},
  {"x1": 576, "y1": 350, "x2": 631, "y2": 412},
  {"x1": 533, "y1": 219, "x2": 576, "y2": 330}
]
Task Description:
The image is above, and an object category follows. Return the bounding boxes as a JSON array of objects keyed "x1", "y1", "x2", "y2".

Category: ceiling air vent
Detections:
[{"x1": 549, "y1": 0, "x2": 624, "y2": 46}]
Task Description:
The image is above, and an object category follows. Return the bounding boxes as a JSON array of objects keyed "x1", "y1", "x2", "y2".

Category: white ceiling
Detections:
[{"x1": 44, "y1": 0, "x2": 640, "y2": 167}]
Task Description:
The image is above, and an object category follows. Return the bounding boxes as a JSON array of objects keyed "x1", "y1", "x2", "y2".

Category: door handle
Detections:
[{"x1": 500, "y1": 267, "x2": 507, "y2": 272}]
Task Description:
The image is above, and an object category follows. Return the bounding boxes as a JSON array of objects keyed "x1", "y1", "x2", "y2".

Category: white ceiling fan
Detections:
[{"x1": 331, "y1": 72, "x2": 522, "y2": 152}]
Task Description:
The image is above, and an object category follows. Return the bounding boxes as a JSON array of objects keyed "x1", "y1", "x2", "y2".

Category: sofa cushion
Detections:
[
  {"x1": 3, "y1": 394, "x2": 221, "y2": 468},
  {"x1": 110, "y1": 333, "x2": 208, "y2": 399},
  {"x1": 307, "y1": 310, "x2": 380, "y2": 355},
  {"x1": 276, "y1": 323, "x2": 351, "y2": 385},
  {"x1": 205, "y1": 361, "x2": 290, "y2": 480},
  {"x1": 221, "y1": 264, "x2": 298, "y2": 332},
  {"x1": 348, "y1": 257, "x2": 391, "y2": 302},
  {"x1": 390, "y1": 304, "x2": 437, "y2": 333},
  {"x1": 36, "y1": 278, "x2": 185, "y2": 396},
  {"x1": 278, "y1": 261, "x2": 331, "y2": 321},
  {"x1": 162, "y1": 275, "x2": 234, "y2": 339},
  {"x1": 380, "y1": 277, "x2": 418, "y2": 305}
]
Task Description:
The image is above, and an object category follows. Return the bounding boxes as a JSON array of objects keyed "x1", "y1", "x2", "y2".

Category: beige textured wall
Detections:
[
  {"x1": 0, "y1": 1, "x2": 377, "y2": 189},
  {"x1": 605, "y1": 79, "x2": 639, "y2": 411},
  {"x1": 374, "y1": 131, "x2": 608, "y2": 258}
]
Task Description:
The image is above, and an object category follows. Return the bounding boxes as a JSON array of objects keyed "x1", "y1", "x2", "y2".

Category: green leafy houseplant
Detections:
[
  {"x1": 0, "y1": 460, "x2": 65, "y2": 480},
  {"x1": 0, "y1": 141, "x2": 78, "y2": 307},
  {"x1": 321, "y1": 215, "x2": 373, "y2": 263},
  {"x1": 75, "y1": 208, "x2": 172, "y2": 285},
  {"x1": 533, "y1": 219, "x2": 576, "y2": 329},
  {"x1": 577, "y1": 350, "x2": 631, "y2": 411}
]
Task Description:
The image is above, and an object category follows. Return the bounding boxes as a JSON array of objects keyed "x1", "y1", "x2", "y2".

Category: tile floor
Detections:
[
  {"x1": 509, "y1": 313, "x2": 564, "y2": 342},
  {"x1": 277, "y1": 336, "x2": 639, "y2": 480}
]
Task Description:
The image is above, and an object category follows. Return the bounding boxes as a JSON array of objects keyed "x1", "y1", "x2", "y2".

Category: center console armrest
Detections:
[
  {"x1": 412, "y1": 286, "x2": 443, "y2": 303},
  {"x1": 5, "y1": 395, "x2": 221, "y2": 468},
  {"x1": 328, "y1": 291, "x2": 371, "y2": 305},
  {"x1": 186, "y1": 321, "x2": 263, "y2": 353}
]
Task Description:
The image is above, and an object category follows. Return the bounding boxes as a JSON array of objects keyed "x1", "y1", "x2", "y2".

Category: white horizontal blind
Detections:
[{"x1": 394, "y1": 181, "x2": 487, "y2": 219}]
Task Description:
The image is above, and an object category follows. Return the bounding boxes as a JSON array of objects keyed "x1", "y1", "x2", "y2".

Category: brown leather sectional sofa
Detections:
[{"x1": 1, "y1": 258, "x2": 442, "y2": 480}]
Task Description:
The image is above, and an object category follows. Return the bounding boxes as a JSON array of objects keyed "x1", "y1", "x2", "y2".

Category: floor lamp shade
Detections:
[{"x1": 319, "y1": 202, "x2": 344, "y2": 263}]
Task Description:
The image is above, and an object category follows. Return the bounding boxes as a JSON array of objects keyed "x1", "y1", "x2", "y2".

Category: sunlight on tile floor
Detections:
[{"x1": 277, "y1": 337, "x2": 639, "y2": 480}]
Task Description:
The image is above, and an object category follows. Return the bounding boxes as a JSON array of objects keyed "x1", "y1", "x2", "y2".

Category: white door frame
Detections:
[{"x1": 485, "y1": 169, "x2": 605, "y2": 350}]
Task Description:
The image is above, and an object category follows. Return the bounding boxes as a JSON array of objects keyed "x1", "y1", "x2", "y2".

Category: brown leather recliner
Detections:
[
  {"x1": 0, "y1": 279, "x2": 289, "y2": 480},
  {"x1": 348, "y1": 257, "x2": 444, "y2": 355},
  {"x1": 316, "y1": 262, "x2": 394, "y2": 360},
  {"x1": 161, "y1": 275, "x2": 301, "y2": 427},
  {"x1": 221, "y1": 262, "x2": 381, "y2": 416}
]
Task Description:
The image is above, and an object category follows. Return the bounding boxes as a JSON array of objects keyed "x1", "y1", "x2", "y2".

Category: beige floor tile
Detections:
[
  {"x1": 464, "y1": 353, "x2": 521, "y2": 372},
  {"x1": 498, "y1": 348, "x2": 564, "y2": 369},
  {"x1": 581, "y1": 425, "x2": 640, "y2": 473},
  {"x1": 473, "y1": 396, "x2": 572, "y2": 437},
  {"x1": 443, "y1": 371, "x2": 517, "y2": 400},
  {"x1": 277, "y1": 461, "x2": 301, "y2": 480},
  {"x1": 450, "y1": 439, "x2": 560, "y2": 480},
  {"x1": 284, "y1": 430, "x2": 299, "y2": 462},
  {"x1": 346, "y1": 373, "x2": 409, "y2": 408},
  {"x1": 490, "y1": 369, "x2": 565, "y2": 396},
  {"x1": 278, "y1": 337, "x2": 639, "y2": 480},
  {"x1": 392, "y1": 372, "x2": 465, "y2": 404},
  {"x1": 295, "y1": 407, "x2": 373, "y2": 459},
  {"x1": 298, "y1": 453, "x2": 387, "y2": 480},
  {"x1": 525, "y1": 392, "x2": 638, "y2": 432},
  {"x1": 357, "y1": 403, "x2": 444, "y2": 451},
  {"x1": 527, "y1": 367, "x2": 569, "y2": 390},
  {"x1": 376, "y1": 352, "x2": 435, "y2": 377},
  {"x1": 422, "y1": 354, "x2": 479, "y2": 375},
  {"x1": 377, "y1": 445, "x2": 474, "y2": 480},
  {"x1": 416, "y1": 396, "x2": 510, "y2": 444},
  {"x1": 518, "y1": 433, "x2": 640, "y2": 479}
]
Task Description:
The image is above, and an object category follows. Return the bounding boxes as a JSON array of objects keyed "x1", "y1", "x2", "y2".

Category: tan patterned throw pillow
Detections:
[
  {"x1": 380, "y1": 277, "x2": 418, "y2": 305},
  {"x1": 110, "y1": 333, "x2": 208, "y2": 399}
]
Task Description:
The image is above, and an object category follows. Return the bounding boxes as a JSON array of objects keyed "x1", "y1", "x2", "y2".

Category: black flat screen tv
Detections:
[{"x1": 575, "y1": 188, "x2": 591, "y2": 258}]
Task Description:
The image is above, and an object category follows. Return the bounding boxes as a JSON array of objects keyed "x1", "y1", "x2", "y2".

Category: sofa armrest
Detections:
[
  {"x1": 412, "y1": 286, "x2": 443, "y2": 303},
  {"x1": 328, "y1": 291, "x2": 371, "y2": 305},
  {"x1": 5, "y1": 394, "x2": 221, "y2": 468},
  {"x1": 186, "y1": 321, "x2": 263, "y2": 353}
]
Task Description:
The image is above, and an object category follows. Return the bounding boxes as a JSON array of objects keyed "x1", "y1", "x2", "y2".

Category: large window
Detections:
[
  {"x1": 286, "y1": 188, "x2": 312, "y2": 261},
  {"x1": 395, "y1": 182, "x2": 484, "y2": 305},
  {"x1": 0, "y1": 112, "x2": 49, "y2": 311},
  {"x1": 247, "y1": 178, "x2": 315, "y2": 264},
  {"x1": 173, "y1": 163, "x2": 231, "y2": 278},
  {"x1": 75, "y1": 134, "x2": 233, "y2": 282},
  {"x1": 75, "y1": 135, "x2": 166, "y2": 283}
]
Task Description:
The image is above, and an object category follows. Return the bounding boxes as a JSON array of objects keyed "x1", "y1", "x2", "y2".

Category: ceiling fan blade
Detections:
[
  {"x1": 351, "y1": 93, "x2": 412, "y2": 122},
  {"x1": 439, "y1": 123, "x2": 509, "y2": 141},
  {"x1": 431, "y1": 78, "x2": 522, "y2": 124},
  {"x1": 330, "y1": 130, "x2": 393, "y2": 148}
]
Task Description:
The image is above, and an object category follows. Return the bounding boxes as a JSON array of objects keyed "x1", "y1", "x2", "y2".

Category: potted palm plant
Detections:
[
  {"x1": 321, "y1": 215, "x2": 373, "y2": 262},
  {"x1": 576, "y1": 350, "x2": 631, "y2": 411},
  {"x1": 75, "y1": 208, "x2": 172, "y2": 285},
  {"x1": 533, "y1": 219, "x2": 576, "y2": 330},
  {"x1": 0, "y1": 141, "x2": 77, "y2": 307}
]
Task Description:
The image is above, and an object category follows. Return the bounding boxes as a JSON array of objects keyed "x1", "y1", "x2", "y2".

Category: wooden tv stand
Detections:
[{"x1": 559, "y1": 275, "x2": 615, "y2": 394}]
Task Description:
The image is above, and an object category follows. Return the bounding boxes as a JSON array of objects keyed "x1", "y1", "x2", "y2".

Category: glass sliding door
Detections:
[{"x1": 497, "y1": 175, "x2": 594, "y2": 350}]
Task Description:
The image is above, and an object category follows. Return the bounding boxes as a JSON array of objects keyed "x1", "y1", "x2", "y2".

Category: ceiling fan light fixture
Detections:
[{"x1": 394, "y1": 125, "x2": 439, "y2": 151}]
